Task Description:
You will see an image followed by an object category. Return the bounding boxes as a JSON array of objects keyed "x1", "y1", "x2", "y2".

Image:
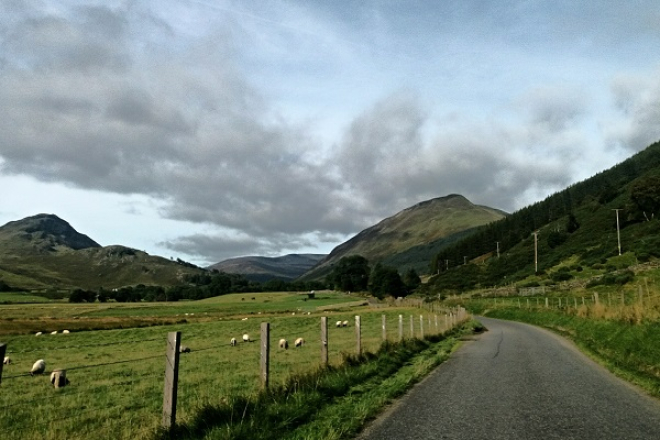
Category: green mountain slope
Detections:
[
  {"x1": 0, "y1": 214, "x2": 203, "y2": 290},
  {"x1": 428, "y1": 140, "x2": 660, "y2": 293},
  {"x1": 299, "y1": 194, "x2": 507, "y2": 280}
]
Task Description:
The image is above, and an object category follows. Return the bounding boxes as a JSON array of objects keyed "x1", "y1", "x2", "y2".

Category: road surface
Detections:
[{"x1": 356, "y1": 317, "x2": 660, "y2": 440}]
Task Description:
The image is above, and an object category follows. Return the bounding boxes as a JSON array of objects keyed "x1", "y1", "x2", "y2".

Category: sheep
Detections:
[
  {"x1": 50, "y1": 331, "x2": 58, "y2": 335},
  {"x1": 342, "y1": 320, "x2": 349, "y2": 327},
  {"x1": 3, "y1": 356, "x2": 10, "y2": 365},
  {"x1": 294, "y1": 337, "x2": 305, "y2": 348},
  {"x1": 30, "y1": 359, "x2": 46, "y2": 376},
  {"x1": 50, "y1": 369, "x2": 70, "y2": 388},
  {"x1": 336, "y1": 320, "x2": 342, "y2": 328},
  {"x1": 62, "y1": 330, "x2": 70, "y2": 334},
  {"x1": 35, "y1": 332, "x2": 43, "y2": 336},
  {"x1": 179, "y1": 345, "x2": 191, "y2": 353},
  {"x1": 242, "y1": 334, "x2": 250, "y2": 343},
  {"x1": 279, "y1": 338, "x2": 289, "y2": 349},
  {"x1": 230, "y1": 337, "x2": 237, "y2": 346}
]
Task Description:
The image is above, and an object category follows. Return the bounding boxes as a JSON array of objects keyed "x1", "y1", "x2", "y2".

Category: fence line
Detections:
[
  {"x1": 5, "y1": 337, "x2": 163, "y2": 354},
  {"x1": 2, "y1": 306, "x2": 470, "y2": 438}
]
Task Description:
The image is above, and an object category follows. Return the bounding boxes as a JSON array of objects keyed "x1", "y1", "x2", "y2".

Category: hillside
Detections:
[
  {"x1": 209, "y1": 254, "x2": 326, "y2": 282},
  {"x1": 299, "y1": 194, "x2": 507, "y2": 280},
  {"x1": 0, "y1": 214, "x2": 203, "y2": 290},
  {"x1": 427, "y1": 139, "x2": 660, "y2": 294}
]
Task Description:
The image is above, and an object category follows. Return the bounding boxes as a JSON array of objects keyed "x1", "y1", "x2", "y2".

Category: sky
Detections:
[{"x1": 1, "y1": 0, "x2": 660, "y2": 267}]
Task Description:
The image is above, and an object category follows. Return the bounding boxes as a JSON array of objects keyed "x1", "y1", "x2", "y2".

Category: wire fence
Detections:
[{"x1": 0, "y1": 307, "x2": 469, "y2": 439}]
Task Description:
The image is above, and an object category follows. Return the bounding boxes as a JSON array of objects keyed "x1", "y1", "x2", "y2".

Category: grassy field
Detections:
[{"x1": 0, "y1": 292, "x2": 462, "y2": 440}]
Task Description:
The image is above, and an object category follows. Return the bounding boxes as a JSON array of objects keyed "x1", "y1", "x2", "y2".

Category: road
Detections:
[{"x1": 356, "y1": 317, "x2": 660, "y2": 440}]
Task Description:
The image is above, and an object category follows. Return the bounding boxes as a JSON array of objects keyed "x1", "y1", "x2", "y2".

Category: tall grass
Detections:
[
  {"x1": 0, "y1": 297, "x2": 462, "y2": 440},
  {"x1": 158, "y1": 321, "x2": 480, "y2": 440}
]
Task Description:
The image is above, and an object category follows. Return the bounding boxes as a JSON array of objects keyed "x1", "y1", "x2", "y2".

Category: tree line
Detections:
[{"x1": 67, "y1": 257, "x2": 421, "y2": 303}]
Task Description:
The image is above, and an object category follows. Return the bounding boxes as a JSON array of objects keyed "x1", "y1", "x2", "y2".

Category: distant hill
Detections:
[
  {"x1": 0, "y1": 214, "x2": 203, "y2": 290},
  {"x1": 209, "y1": 254, "x2": 326, "y2": 282},
  {"x1": 299, "y1": 194, "x2": 507, "y2": 280}
]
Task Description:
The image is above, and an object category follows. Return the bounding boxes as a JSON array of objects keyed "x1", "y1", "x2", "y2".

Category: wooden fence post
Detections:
[
  {"x1": 382, "y1": 315, "x2": 387, "y2": 341},
  {"x1": 163, "y1": 331, "x2": 181, "y2": 430},
  {"x1": 261, "y1": 322, "x2": 270, "y2": 390},
  {"x1": 419, "y1": 315, "x2": 424, "y2": 339},
  {"x1": 545, "y1": 297, "x2": 549, "y2": 308},
  {"x1": 410, "y1": 315, "x2": 414, "y2": 338},
  {"x1": 321, "y1": 317, "x2": 328, "y2": 366},
  {"x1": 435, "y1": 315, "x2": 438, "y2": 333},
  {"x1": 0, "y1": 342, "x2": 6, "y2": 385},
  {"x1": 355, "y1": 316, "x2": 361, "y2": 355},
  {"x1": 398, "y1": 314, "x2": 403, "y2": 341}
]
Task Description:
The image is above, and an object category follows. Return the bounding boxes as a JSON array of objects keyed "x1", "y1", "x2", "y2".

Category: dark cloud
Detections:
[{"x1": 1, "y1": 2, "x2": 659, "y2": 264}]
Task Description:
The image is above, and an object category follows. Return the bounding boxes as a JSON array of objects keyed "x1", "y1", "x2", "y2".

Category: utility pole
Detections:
[
  {"x1": 613, "y1": 209, "x2": 622, "y2": 256},
  {"x1": 533, "y1": 231, "x2": 539, "y2": 274}
]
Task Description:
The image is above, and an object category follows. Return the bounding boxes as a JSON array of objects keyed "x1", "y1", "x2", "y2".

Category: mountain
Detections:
[
  {"x1": 427, "y1": 139, "x2": 660, "y2": 293},
  {"x1": 209, "y1": 254, "x2": 326, "y2": 282},
  {"x1": 299, "y1": 194, "x2": 507, "y2": 280},
  {"x1": 0, "y1": 214, "x2": 203, "y2": 290}
]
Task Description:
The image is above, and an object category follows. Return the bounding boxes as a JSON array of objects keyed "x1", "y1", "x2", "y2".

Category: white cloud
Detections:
[{"x1": 1, "y1": 1, "x2": 660, "y2": 265}]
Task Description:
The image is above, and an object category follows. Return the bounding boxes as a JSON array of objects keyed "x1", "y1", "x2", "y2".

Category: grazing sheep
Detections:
[
  {"x1": 3, "y1": 356, "x2": 10, "y2": 365},
  {"x1": 179, "y1": 345, "x2": 191, "y2": 353},
  {"x1": 242, "y1": 334, "x2": 250, "y2": 343},
  {"x1": 50, "y1": 331, "x2": 58, "y2": 335},
  {"x1": 35, "y1": 332, "x2": 42, "y2": 336},
  {"x1": 62, "y1": 330, "x2": 70, "y2": 334},
  {"x1": 30, "y1": 359, "x2": 46, "y2": 376},
  {"x1": 50, "y1": 370, "x2": 70, "y2": 388},
  {"x1": 230, "y1": 337, "x2": 237, "y2": 346},
  {"x1": 279, "y1": 338, "x2": 289, "y2": 349},
  {"x1": 342, "y1": 320, "x2": 349, "y2": 327},
  {"x1": 336, "y1": 320, "x2": 342, "y2": 328},
  {"x1": 241, "y1": 317, "x2": 248, "y2": 321},
  {"x1": 294, "y1": 337, "x2": 305, "y2": 348}
]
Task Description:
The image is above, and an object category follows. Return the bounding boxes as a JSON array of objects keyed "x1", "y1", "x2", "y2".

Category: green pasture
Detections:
[
  {"x1": 0, "y1": 294, "x2": 450, "y2": 440},
  {"x1": 0, "y1": 291, "x2": 60, "y2": 304}
]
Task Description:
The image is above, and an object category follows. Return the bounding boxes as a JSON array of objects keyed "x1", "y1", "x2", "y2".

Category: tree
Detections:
[
  {"x1": 369, "y1": 263, "x2": 406, "y2": 299},
  {"x1": 403, "y1": 268, "x2": 421, "y2": 292},
  {"x1": 566, "y1": 212, "x2": 580, "y2": 233},
  {"x1": 327, "y1": 255, "x2": 370, "y2": 292},
  {"x1": 629, "y1": 175, "x2": 660, "y2": 221}
]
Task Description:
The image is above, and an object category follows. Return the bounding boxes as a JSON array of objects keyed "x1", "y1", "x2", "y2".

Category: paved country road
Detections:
[{"x1": 356, "y1": 317, "x2": 660, "y2": 440}]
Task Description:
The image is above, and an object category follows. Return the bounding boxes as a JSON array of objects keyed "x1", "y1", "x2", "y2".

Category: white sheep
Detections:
[
  {"x1": 336, "y1": 320, "x2": 342, "y2": 328},
  {"x1": 62, "y1": 330, "x2": 70, "y2": 334},
  {"x1": 230, "y1": 337, "x2": 237, "y2": 346},
  {"x1": 242, "y1": 334, "x2": 250, "y2": 343},
  {"x1": 30, "y1": 359, "x2": 46, "y2": 376},
  {"x1": 50, "y1": 331, "x2": 58, "y2": 335},
  {"x1": 3, "y1": 356, "x2": 10, "y2": 365},
  {"x1": 35, "y1": 332, "x2": 42, "y2": 336},
  {"x1": 50, "y1": 369, "x2": 70, "y2": 387},
  {"x1": 294, "y1": 337, "x2": 305, "y2": 348},
  {"x1": 342, "y1": 320, "x2": 349, "y2": 327},
  {"x1": 179, "y1": 345, "x2": 191, "y2": 353},
  {"x1": 279, "y1": 338, "x2": 289, "y2": 349}
]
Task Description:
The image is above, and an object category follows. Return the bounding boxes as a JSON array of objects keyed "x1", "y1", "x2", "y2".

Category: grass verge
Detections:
[
  {"x1": 480, "y1": 308, "x2": 660, "y2": 399},
  {"x1": 156, "y1": 320, "x2": 482, "y2": 440}
]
